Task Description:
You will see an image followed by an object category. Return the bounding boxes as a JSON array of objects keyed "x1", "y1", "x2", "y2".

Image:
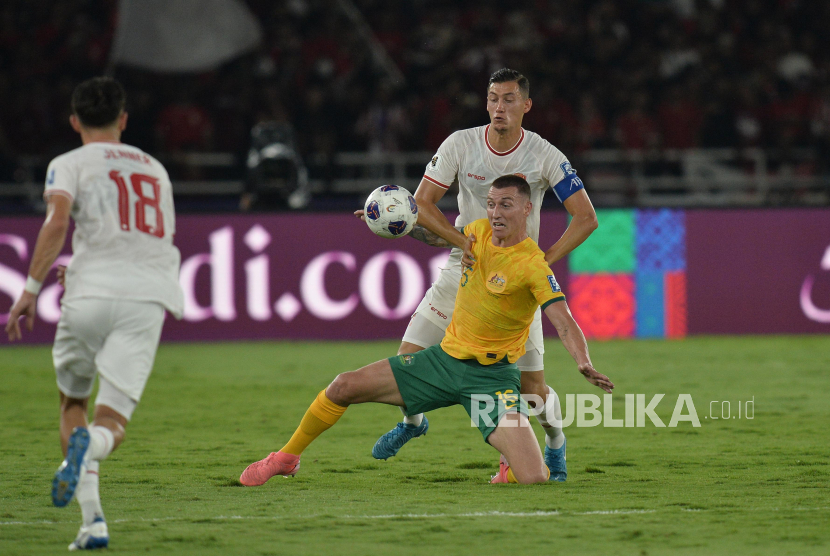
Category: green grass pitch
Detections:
[{"x1": 1, "y1": 336, "x2": 828, "y2": 555}]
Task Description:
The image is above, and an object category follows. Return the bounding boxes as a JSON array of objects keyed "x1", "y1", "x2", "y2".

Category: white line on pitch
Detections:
[
  {"x1": 3, "y1": 507, "x2": 829, "y2": 527},
  {"x1": 0, "y1": 509, "x2": 650, "y2": 526}
]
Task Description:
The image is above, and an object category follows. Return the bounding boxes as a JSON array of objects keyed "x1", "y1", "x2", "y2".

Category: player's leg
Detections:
[
  {"x1": 326, "y1": 359, "x2": 406, "y2": 406},
  {"x1": 397, "y1": 340, "x2": 427, "y2": 424},
  {"x1": 86, "y1": 376, "x2": 134, "y2": 461},
  {"x1": 487, "y1": 413, "x2": 549, "y2": 484},
  {"x1": 52, "y1": 299, "x2": 108, "y2": 509},
  {"x1": 50, "y1": 299, "x2": 112, "y2": 549},
  {"x1": 67, "y1": 381, "x2": 133, "y2": 551},
  {"x1": 521, "y1": 370, "x2": 567, "y2": 481},
  {"x1": 371, "y1": 311, "x2": 445, "y2": 459},
  {"x1": 88, "y1": 299, "x2": 164, "y2": 466},
  {"x1": 59, "y1": 394, "x2": 89, "y2": 455},
  {"x1": 458, "y1": 358, "x2": 547, "y2": 483},
  {"x1": 287, "y1": 358, "x2": 406, "y2": 456},
  {"x1": 519, "y1": 314, "x2": 567, "y2": 480},
  {"x1": 520, "y1": 314, "x2": 564, "y2": 448},
  {"x1": 241, "y1": 358, "x2": 406, "y2": 485},
  {"x1": 64, "y1": 299, "x2": 164, "y2": 550},
  {"x1": 398, "y1": 312, "x2": 444, "y2": 417},
  {"x1": 520, "y1": 365, "x2": 565, "y2": 441}
]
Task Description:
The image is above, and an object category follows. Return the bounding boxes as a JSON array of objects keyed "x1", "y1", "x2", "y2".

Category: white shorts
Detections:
[
  {"x1": 53, "y1": 298, "x2": 165, "y2": 414},
  {"x1": 403, "y1": 260, "x2": 545, "y2": 372}
]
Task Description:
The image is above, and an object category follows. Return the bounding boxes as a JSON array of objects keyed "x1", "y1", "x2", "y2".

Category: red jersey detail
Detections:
[{"x1": 423, "y1": 175, "x2": 450, "y2": 189}]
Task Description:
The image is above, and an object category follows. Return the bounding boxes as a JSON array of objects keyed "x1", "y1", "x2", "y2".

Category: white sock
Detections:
[
  {"x1": 535, "y1": 386, "x2": 565, "y2": 450},
  {"x1": 87, "y1": 426, "x2": 114, "y2": 461},
  {"x1": 399, "y1": 407, "x2": 423, "y2": 427},
  {"x1": 76, "y1": 459, "x2": 104, "y2": 525}
]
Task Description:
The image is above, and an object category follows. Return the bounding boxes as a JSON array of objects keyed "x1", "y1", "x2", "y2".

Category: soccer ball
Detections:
[{"x1": 363, "y1": 185, "x2": 418, "y2": 238}]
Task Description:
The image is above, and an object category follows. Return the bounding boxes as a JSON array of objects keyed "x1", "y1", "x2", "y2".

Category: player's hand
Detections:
[
  {"x1": 5, "y1": 291, "x2": 37, "y2": 341},
  {"x1": 462, "y1": 234, "x2": 476, "y2": 269},
  {"x1": 354, "y1": 209, "x2": 366, "y2": 222},
  {"x1": 579, "y1": 363, "x2": 614, "y2": 393},
  {"x1": 57, "y1": 265, "x2": 67, "y2": 288}
]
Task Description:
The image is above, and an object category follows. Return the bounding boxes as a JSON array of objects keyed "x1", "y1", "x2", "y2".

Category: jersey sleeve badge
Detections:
[
  {"x1": 547, "y1": 275, "x2": 561, "y2": 293},
  {"x1": 430, "y1": 154, "x2": 441, "y2": 170}
]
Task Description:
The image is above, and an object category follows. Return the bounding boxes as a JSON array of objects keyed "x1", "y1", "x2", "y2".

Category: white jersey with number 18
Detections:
[{"x1": 44, "y1": 142, "x2": 184, "y2": 318}]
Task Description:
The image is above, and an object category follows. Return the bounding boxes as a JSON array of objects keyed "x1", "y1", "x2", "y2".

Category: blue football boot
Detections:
[
  {"x1": 52, "y1": 427, "x2": 90, "y2": 507},
  {"x1": 544, "y1": 437, "x2": 567, "y2": 482},
  {"x1": 372, "y1": 417, "x2": 429, "y2": 460}
]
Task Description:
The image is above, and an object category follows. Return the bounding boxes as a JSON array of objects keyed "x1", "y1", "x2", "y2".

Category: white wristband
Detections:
[{"x1": 24, "y1": 276, "x2": 43, "y2": 295}]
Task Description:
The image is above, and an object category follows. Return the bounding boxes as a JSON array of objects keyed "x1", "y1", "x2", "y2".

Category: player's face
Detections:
[
  {"x1": 486, "y1": 186, "x2": 532, "y2": 242},
  {"x1": 487, "y1": 82, "x2": 531, "y2": 133}
]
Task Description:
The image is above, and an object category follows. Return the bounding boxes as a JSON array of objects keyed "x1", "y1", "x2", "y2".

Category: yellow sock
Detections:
[
  {"x1": 281, "y1": 390, "x2": 347, "y2": 456},
  {"x1": 506, "y1": 466, "x2": 550, "y2": 484}
]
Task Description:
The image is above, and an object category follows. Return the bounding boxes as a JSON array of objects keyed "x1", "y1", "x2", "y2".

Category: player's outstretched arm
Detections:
[
  {"x1": 413, "y1": 179, "x2": 467, "y2": 247},
  {"x1": 414, "y1": 178, "x2": 477, "y2": 267},
  {"x1": 352, "y1": 208, "x2": 463, "y2": 249},
  {"x1": 544, "y1": 300, "x2": 614, "y2": 393},
  {"x1": 408, "y1": 224, "x2": 466, "y2": 248},
  {"x1": 5, "y1": 194, "x2": 71, "y2": 341},
  {"x1": 544, "y1": 189, "x2": 598, "y2": 266}
]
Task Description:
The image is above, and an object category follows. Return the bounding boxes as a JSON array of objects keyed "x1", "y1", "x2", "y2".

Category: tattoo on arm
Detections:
[{"x1": 409, "y1": 225, "x2": 462, "y2": 248}]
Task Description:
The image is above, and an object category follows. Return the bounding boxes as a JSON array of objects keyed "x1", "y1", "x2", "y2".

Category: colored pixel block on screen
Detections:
[{"x1": 567, "y1": 208, "x2": 686, "y2": 339}]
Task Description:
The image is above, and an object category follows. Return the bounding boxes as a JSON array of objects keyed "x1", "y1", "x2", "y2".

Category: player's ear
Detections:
[
  {"x1": 524, "y1": 97, "x2": 532, "y2": 114},
  {"x1": 69, "y1": 114, "x2": 82, "y2": 134},
  {"x1": 525, "y1": 200, "x2": 532, "y2": 215},
  {"x1": 118, "y1": 112, "x2": 128, "y2": 132}
]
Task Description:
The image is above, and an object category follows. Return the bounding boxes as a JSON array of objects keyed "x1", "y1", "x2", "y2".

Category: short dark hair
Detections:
[
  {"x1": 488, "y1": 68, "x2": 529, "y2": 99},
  {"x1": 491, "y1": 174, "x2": 531, "y2": 199},
  {"x1": 71, "y1": 77, "x2": 126, "y2": 128}
]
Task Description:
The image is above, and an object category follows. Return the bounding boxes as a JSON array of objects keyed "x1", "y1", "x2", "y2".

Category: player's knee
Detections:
[
  {"x1": 516, "y1": 466, "x2": 550, "y2": 484},
  {"x1": 521, "y1": 379, "x2": 548, "y2": 409},
  {"x1": 531, "y1": 466, "x2": 551, "y2": 483},
  {"x1": 326, "y1": 373, "x2": 355, "y2": 406}
]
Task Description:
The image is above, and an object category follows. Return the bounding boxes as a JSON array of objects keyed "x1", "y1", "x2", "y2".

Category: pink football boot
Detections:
[
  {"x1": 490, "y1": 455, "x2": 511, "y2": 484},
  {"x1": 239, "y1": 451, "x2": 300, "y2": 486}
]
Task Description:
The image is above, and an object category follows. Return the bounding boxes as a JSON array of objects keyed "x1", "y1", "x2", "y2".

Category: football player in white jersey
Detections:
[
  {"x1": 366, "y1": 69, "x2": 599, "y2": 481},
  {"x1": 5, "y1": 77, "x2": 183, "y2": 550}
]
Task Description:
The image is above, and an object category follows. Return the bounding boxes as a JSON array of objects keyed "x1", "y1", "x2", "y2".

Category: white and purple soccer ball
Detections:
[{"x1": 363, "y1": 185, "x2": 418, "y2": 238}]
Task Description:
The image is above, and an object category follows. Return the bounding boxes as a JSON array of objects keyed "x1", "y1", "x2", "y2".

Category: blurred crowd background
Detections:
[{"x1": 1, "y1": 0, "x2": 829, "y2": 209}]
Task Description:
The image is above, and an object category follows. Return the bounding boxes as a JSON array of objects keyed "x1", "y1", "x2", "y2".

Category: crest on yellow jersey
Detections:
[{"x1": 486, "y1": 271, "x2": 507, "y2": 294}]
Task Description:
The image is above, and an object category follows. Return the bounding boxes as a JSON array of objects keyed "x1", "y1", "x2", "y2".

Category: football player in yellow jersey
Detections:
[{"x1": 240, "y1": 175, "x2": 613, "y2": 485}]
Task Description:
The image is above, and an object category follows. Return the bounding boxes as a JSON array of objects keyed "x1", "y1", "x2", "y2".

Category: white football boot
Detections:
[{"x1": 68, "y1": 517, "x2": 108, "y2": 551}]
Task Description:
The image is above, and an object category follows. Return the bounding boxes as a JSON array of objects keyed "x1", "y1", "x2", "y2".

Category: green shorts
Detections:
[{"x1": 388, "y1": 344, "x2": 526, "y2": 442}]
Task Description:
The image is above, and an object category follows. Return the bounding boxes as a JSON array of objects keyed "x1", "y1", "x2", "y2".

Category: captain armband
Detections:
[{"x1": 552, "y1": 173, "x2": 585, "y2": 203}]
